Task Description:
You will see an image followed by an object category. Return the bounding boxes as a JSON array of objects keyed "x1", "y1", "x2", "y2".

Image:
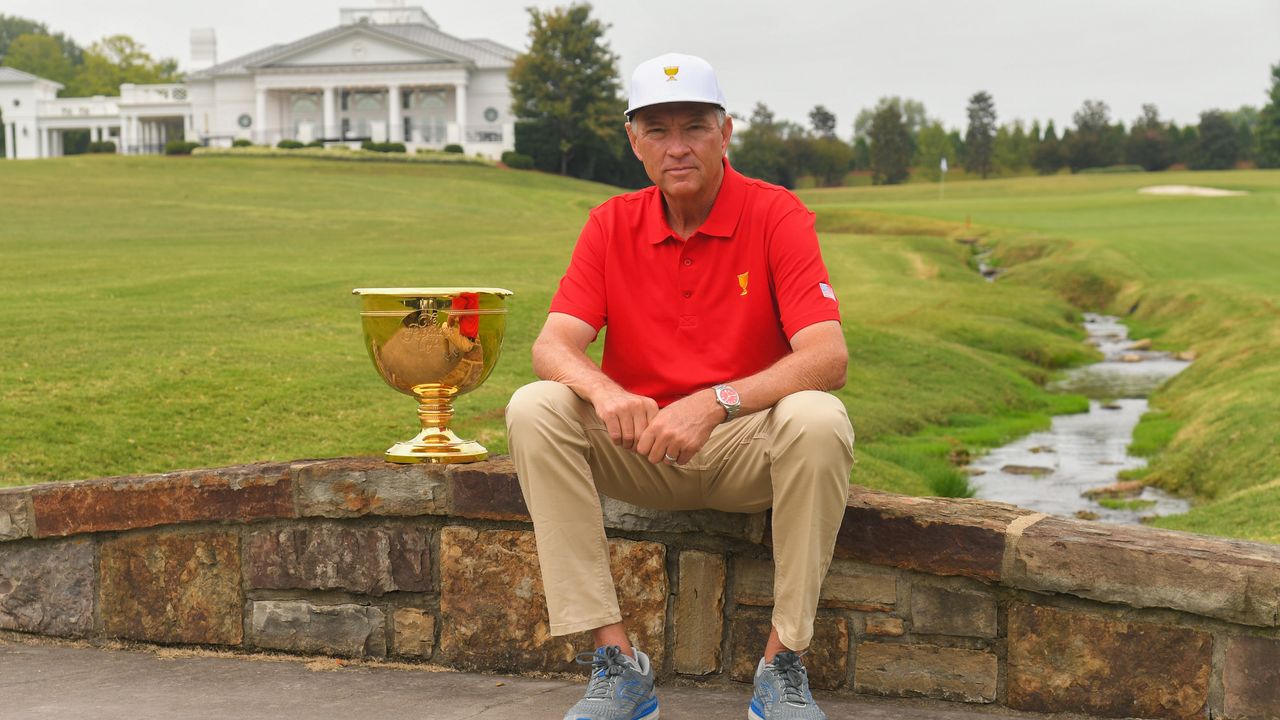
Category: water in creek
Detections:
[{"x1": 968, "y1": 313, "x2": 1192, "y2": 523}]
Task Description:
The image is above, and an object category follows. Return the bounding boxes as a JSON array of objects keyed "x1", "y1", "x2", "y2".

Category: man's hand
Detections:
[
  {"x1": 636, "y1": 390, "x2": 724, "y2": 465},
  {"x1": 588, "y1": 384, "x2": 659, "y2": 450}
]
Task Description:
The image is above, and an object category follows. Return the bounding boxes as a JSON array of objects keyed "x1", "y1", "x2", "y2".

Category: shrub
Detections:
[
  {"x1": 86, "y1": 141, "x2": 117, "y2": 154},
  {"x1": 164, "y1": 140, "x2": 201, "y2": 155},
  {"x1": 1077, "y1": 164, "x2": 1145, "y2": 174},
  {"x1": 501, "y1": 151, "x2": 535, "y2": 170},
  {"x1": 361, "y1": 141, "x2": 406, "y2": 153},
  {"x1": 306, "y1": 140, "x2": 324, "y2": 148},
  {"x1": 232, "y1": 139, "x2": 253, "y2": 148},
  {"x1": 276, "y1": 139, "x2": 305, "y2": 150},
  {"x1": 444, "y1": 143, "x2": 465, "y2": 154}
]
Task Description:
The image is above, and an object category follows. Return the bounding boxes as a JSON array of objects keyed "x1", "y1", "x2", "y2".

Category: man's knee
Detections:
[
  {"x1": 772, "y1": 391, "x2": 855, "y2": 450},
  {"x1": 506, "y1": 380, "x2": 580, "y2": 432}
]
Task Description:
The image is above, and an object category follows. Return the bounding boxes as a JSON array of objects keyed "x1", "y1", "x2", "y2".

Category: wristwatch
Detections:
[{"x1": 712, "y1": 384, "x2": 741, "y2": 422}]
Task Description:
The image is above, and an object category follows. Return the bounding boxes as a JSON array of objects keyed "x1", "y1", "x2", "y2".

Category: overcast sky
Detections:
[{"x1": 6, "y1": 0, "x2": 1278, "y2": 135}]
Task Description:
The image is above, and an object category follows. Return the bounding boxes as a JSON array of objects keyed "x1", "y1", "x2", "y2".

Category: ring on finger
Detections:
[{"x1": 664, "y1": 453, "x2": 678, "y2": 463}]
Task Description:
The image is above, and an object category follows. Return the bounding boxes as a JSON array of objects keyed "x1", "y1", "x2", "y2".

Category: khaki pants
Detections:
[{"x1": 505, "y1": 380, "x2": 854, "y2": 652}]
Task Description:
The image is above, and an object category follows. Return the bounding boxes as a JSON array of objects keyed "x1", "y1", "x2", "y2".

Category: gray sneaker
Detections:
[
  {"x1": 748, "y1": 651, "x2": 825, "y2": 720},
  {"x1": 564, "y1": 645, "x2": 659, "y2": 720}
]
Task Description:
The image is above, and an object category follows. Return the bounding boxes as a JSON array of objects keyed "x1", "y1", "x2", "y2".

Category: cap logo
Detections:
[{"x1": 663, "y1": 66, "x2": 679, "y2": 82}]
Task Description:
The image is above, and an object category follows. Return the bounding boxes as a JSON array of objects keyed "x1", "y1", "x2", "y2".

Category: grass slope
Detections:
[
  {"x1": 1, "y1": 155, "x2": 1092, "y2": 502},
  {"x1": 802, "y1": 170, "x2": 1280, "y2": 542}
]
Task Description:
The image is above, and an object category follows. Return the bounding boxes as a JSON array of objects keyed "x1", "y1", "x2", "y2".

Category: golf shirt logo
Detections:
[
  {"x1": 738, "y1": 272, "x2": 749, "y2": 296},
  {"x1": 819, "y1": 282, "x2": 836, "y2": 300},
  {"x1": 664, "y1": 66, "x2": 679, "y2": 81}
]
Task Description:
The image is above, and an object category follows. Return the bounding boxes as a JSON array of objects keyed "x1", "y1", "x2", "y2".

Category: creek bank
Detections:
[{"x1": 967, "y1": 313, "x2": 1191, "y2": 524}]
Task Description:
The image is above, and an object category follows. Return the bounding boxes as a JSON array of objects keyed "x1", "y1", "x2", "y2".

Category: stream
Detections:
[{"x1": 967, "y1": 313, "x2": 1192, "y2": 523}]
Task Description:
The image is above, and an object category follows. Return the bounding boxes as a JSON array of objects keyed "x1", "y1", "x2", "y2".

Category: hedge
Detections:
[
  {"x1": 164, "y1": 140, "x2": 201, "y2": 155},
  {"x1": 193, "y1": 146, "x2": 494, "y2": 166},
  {"x1": 501, "y1": 151, "x2": 535, "y2": 170}
]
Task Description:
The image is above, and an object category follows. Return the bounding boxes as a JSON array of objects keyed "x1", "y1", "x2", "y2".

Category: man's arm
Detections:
[
  {"x1": 531, "y1": 311, "x2": 658, "y2": 450},
  {"x1": 635, "y1": 320, "x2": 847, "y2": 465}
]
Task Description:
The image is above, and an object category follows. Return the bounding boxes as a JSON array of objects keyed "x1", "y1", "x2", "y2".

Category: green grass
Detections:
[
  {"x1": 1, "y1": 155, "x2": 1093, "y2": 501},
  {"x1": 4, "y1": 156, "x2": 1279, "y2": 544},
  {"x1": 1097, "y1": 497, "x2": 1156, "y2": 512},
  {"x1": 1127, "y1": 410, "x2": 1180, "y2": 458},
  {"x1": 800, "y1": 169, "x2": 1280, "y2": 542}
]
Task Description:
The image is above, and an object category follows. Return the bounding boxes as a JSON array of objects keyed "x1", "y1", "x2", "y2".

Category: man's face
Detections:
[{"x1": 626, "y1": 103, "x2": 733, "y2": 201}]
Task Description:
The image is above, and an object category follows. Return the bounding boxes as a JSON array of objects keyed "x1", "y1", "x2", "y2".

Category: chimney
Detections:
[{"x1": 191, "y1": 28, "x2": 217, "y2": 72}]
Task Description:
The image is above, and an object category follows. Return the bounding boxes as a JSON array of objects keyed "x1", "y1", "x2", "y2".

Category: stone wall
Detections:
[{"x1": 1, "y1": 456, "x2": 1278, "y2": 719}]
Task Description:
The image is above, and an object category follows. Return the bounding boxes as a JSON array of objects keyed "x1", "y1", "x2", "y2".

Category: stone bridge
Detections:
[{"x1": 0, "y1": 456, "x2": 1277, "y2": 719}]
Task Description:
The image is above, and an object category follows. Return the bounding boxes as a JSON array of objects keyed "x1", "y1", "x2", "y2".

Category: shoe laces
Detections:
[
  {"x1": 769, "y1": 651, "x2": 810, "y2": 705},
  {"x1": 575, "y1": 645, "x2": 633, "y2": 699}
]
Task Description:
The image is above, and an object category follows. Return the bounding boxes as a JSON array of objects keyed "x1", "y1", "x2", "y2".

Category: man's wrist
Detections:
[{"x1": 712, "y1": 383, "x2": 742, "y2": 422}]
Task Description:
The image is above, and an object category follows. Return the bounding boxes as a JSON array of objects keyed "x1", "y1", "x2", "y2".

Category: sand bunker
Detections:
[{"x1": 1138, "y1": 185, "x2": 1248, "y2": 197}]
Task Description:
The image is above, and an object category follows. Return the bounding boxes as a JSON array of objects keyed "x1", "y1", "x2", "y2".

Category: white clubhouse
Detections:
[{"x1": 0, "y1": 1, "x2": 518, "y2": 160}]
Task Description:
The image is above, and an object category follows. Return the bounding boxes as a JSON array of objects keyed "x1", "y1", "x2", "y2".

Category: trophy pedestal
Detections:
[{"x1": 386, "y1": 427, "x2": 487, "y2": 464}]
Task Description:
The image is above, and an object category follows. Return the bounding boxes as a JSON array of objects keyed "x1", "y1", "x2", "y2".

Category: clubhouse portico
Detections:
[{"x1": 0, "y1": 1, "x2": 517, "y2": 160}]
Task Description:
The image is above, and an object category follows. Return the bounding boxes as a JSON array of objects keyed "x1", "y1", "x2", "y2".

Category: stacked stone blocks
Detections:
[{"x1": 1, "y1": 456, "x2": 1278, "y2": 719}]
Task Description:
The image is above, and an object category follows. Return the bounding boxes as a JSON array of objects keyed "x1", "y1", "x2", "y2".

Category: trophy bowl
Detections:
[{"x1": 353, "y1": 287, "x2": 513, "y2": 463}]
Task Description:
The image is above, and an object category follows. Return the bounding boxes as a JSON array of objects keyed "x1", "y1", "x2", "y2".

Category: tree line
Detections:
[
  {"x1": 733, "y1": 87, "x2": 1279, "y2": 188},
  {"x1": 508, "y1": 5, "x2": 1280, "y2": 189}
]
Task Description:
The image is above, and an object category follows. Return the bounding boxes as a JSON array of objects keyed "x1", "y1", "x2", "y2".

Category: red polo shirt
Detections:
[{"x1": 549, "y1": 159, "x2": 840, "y2": 407}]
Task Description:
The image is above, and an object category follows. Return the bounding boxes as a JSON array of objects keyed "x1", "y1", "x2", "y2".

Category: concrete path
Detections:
[{"x1": 0, "y1": 637, "x2": 1057, "y2": 720}]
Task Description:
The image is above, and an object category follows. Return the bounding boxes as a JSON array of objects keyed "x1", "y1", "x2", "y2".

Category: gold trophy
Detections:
[{"x1": 353, "y1": 287, "x2": 512, "y2": 463}]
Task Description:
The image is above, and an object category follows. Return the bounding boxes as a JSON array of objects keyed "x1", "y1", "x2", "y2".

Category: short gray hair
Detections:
[{"x1": 629, "y1": 107, "x2": 727, "y2": 131}]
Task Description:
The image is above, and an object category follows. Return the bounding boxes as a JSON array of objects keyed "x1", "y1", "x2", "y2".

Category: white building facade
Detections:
[{"x1": 0, "y1": 2, "x2": 518, "y2": 160}]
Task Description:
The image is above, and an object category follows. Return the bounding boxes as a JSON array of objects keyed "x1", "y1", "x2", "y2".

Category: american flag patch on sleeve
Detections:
[{"x1": 819, "y1": 282, "x2": 836, "y2": 300}]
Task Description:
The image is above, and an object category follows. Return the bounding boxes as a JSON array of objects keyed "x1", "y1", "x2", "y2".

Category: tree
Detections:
[
  {"x1": 994, "y1": 120, "x2": 1031, "y2": 174},
  {"x1": 1125, "y1": 104, "x2": 1172, "y2": 171},
  {"x1": 732, "y1": 102, "x2": 794, "y2": 187},
  {"x1": 1066, "y1": 99, "x2": 1121, "y2": 171},
  {"x1": 0, "y1": 14, "x2": 81, "y2": 65},
  {"x1": 509, "y1": 4, "x2": 623, "y2": 177},
  {"x1": 806, "y1": 136, "x2": 852, "y2": 187},
  {"x1": 64, "y1": 35, "x2": 181, "y2": 96},
  {"x1": 914, "y1": 121, "x2": 954, "y2": 181},
  {"x1": 1190, "y1": 110, "x2": 1241, "y2": 170},
  {"x1": 1259, "y1": 62, "x2": 1280, "y2": 168},
  {"x1": 868, "y1": 101, "x2": 911, "y2": 185},
  {"x1": 964, "y1": 91, "x2": 997, "y2": 178},
  {"x1": 808, "y1": 105, "x2": 837, "y2": 138},
  {"x1": 1, "y1": 33, "x2": 74, "y2": 85},
  {"x1": 948, "y1": 129, "x2": 966, "y2": 167},
  {"x1": 852, "y1": 136, "x2": 870, "y2": 170},
  {"x1": 1031, "y1": 120, "x2": 1064, "y2": 175},
  {"x1": 1167, "y1": 123, "x2": 1198, "y2": 166},
  {"x1": 855, "y1": 97, "x2": 926, "y2": 140},
  {"x1": 1222, "y1": 105, "x2": 1259, "y2": 162}
]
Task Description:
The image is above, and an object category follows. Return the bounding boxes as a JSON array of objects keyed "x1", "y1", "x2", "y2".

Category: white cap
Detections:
[{"x1": 626, "y1": 53, "x2": 727, "y2": 116}]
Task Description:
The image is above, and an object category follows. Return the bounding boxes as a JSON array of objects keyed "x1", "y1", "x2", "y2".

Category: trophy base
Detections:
[{"x1": 384, "y1": 427, "x2": 488, "y2": 464}]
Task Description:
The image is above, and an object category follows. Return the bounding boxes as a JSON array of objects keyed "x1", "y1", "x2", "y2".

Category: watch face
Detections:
[{"x1": 717, "y1": 386, "x2": 740, "y2": 406}]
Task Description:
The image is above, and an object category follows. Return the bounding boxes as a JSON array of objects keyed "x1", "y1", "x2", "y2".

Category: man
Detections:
[{"x1": 506, "y1": 52, "x2": 854, "y2": 720}]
